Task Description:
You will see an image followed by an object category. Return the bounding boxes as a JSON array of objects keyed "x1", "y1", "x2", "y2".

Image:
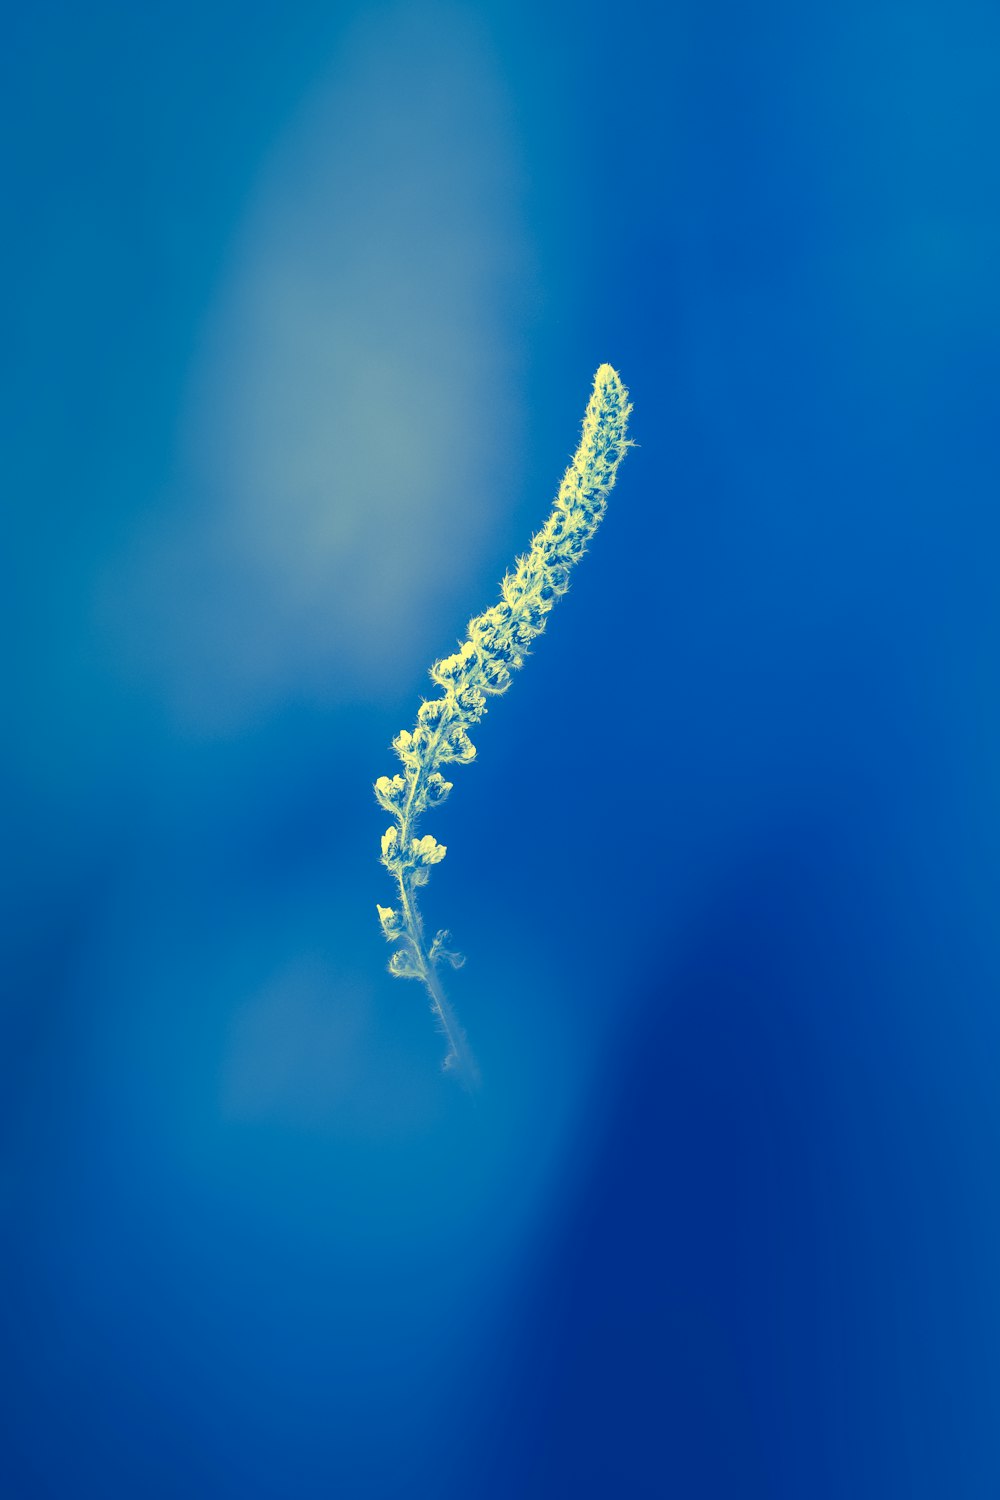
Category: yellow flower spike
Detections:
[{"x1": 374, "y1": 365, "x2": 633, "y2": 1086}]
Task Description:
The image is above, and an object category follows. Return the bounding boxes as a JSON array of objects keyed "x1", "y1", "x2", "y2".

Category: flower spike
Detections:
[{"x1": 374, "y1": 364, "x2": 633, "y2": 1084}]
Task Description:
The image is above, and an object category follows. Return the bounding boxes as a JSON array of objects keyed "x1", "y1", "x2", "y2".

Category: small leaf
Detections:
[
  {"x1": 392, "y1": 729, "x2": 420, "y2": 769},
  {"x1": 438, "y1": 726, "x2": 476, "y2": 765},
  {"x1": 409, "y1": 723, "x2": 433, "y2": 755},
  {"x1": 468, "y1": 605, "x2": 506, "y2": 648},
  {"x1": 429, "y1": 930, "x2": 466, "y2": 969},
  {"x1": 456, "y1": 683, "x2": 487, "y2": 718},
  {"x1": 429, "y1": 643, "x2": 475, "y2": 688},
  {"x1": 374, "y1": 774, "x2": 407, "y2": 814},
  {"x1": 417, "y1": 696, "x2": 449, "y2": 727},
  {"x1": 388, "y1": 945, "x2": 422, "y2": 980},
  {"x1": 425, "y1": 773, "x2": 453, "y2": 807},
  {"x1": 482, "y1": 659, "x2": 511, "y2": 694},
  {"x1": 501, "y1": 574, "x2": 524, "y2": 609}
]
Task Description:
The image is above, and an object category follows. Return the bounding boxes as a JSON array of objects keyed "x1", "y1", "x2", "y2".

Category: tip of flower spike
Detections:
[
  {"x1": 594, "y1": 363, "x2": 625, "y2": 392},
  {"x1": 589, "y1": 364, "x2": 632, "y2": 448}
]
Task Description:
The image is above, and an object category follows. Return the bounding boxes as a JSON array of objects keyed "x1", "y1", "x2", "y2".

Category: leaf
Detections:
[
  {"x1": 429, "y1": 930, "x2": 466, "y2": 970},
  {"x1": 438, "y1": 726, "x2": 476, "y2": 765},
  {"x1": 392, "y1": 729, "x2": 420, "y2": 770},
  {"x1": 417, "y1": 696, "x2": 448, "y2": 727},
  {"x1": 425, "y1": 773, "x2": 453, "y2": 807},
  {"x1": 429, "y1": 641, "x2": 476, "y2": 689},
  {"x1": 455, "y1": 683, "x2": 487, "y2": 718},
  {"x1": 374, "y1": 774, "x2": 407, "y2": 814},
  {"x1": 388, "y1": 946, "x2": 422, "y2": 980},
  {"x1": 481, "y1": 658, "x2": 511, "y2": 694}
]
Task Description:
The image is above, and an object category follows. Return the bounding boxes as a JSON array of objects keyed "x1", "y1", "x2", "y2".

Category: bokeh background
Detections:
[{"x1": 4, "y1": 0, "x2": 1000, "y2": 1494}]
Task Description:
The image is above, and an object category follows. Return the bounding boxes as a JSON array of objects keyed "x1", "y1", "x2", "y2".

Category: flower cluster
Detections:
[{"x1": 375, "y1": 364, "x2": 633, "y2": 1081}]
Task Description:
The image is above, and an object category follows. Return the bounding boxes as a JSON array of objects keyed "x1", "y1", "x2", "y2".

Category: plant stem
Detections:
[{"x1": 397, "y1": 872, "x2": 478, "y2": 1087}]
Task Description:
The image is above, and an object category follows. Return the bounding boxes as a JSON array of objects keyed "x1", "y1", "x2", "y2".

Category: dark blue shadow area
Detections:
[{"x1": 474, "y1": 812, "x2": 1000, "y2": 1498}]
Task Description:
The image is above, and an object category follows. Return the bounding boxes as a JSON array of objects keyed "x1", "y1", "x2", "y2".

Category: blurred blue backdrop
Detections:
[{"x1": 4, "y1": 0, "x2": 1000, "y2": 1494}]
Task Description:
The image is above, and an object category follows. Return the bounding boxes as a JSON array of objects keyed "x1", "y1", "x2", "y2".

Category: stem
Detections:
[{"x1": 397, "y1": 871, "x2": 479, "y2": 1088}]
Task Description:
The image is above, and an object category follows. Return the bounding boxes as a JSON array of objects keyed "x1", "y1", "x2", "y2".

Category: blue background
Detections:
[{"x1": 4, "y1": 1, "x2": 1000, "y2": 1494}]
